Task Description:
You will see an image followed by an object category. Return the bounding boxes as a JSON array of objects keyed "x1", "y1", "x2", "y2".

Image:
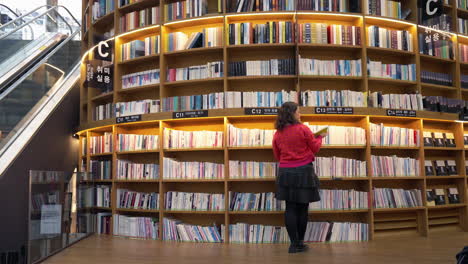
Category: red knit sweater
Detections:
[{"x1": 272, "y1": 123, "x2": 323, "y2": 168}]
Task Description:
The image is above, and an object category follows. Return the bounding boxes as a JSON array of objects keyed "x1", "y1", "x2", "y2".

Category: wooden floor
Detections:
[{"x1": 44, "y1": 230, "x2": 468, "y2": 264}]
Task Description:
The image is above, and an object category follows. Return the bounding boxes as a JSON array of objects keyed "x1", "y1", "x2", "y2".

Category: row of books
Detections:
[
  {"x1": 298, "y1": 57, "x2": 362, "y2": 76},
  {"x1": 122, "y1": 69, "x2": 160, "y2": 89},
  {"x1": 113, "y1": 215, "x2": 159, "y2": 239},
  {"x1": 115, "y1": 100, "x2": 160, "y2": 117},
  {"x1": 423, "y1": 131, "x2": 456, "y2": 148},
  {"x1": 161, "y1": 93, "x2": 224, "y2": 112},
  {"x1": 164, "y1": 0, "x2": 209, "y2": 21},
  {"x1": 228, "y1": 22, "x2": 295, "y2": 45},
  {"x1": 460, "y1": 44, "x2": 468, "y2": 63},
  {"x1": 228, "y1": 124, "x2": 274, "y2": 147},
  {"x1": 31, "y1": 191, "x2": 59, "y2": 210},
  {"x1": 117, "y1": 189, "x2": 159, "y2": 210},
  {"x1": 229, "y1": 0, "x2": 295, "y2": 12},
  {"x1": 165, "y1": 192, "x2": 225, "y2": 211},
  {"x1": 309, "y1": 189, "x2": 368, "y2": 210},
  {"x1": 121, "y1": 36, "x2": 160, "y2": 61},
  {"x1": 166, "y1": 61, "x2": 224, "y2": 82},
  {"x1": 162, "y1": 158, "x2": 225, "y2": 179},
  {"x1": 427, "y1": 188, "x2": 460, "y2": 206},
  {"x1": 90, "y1": 133, "x2": 113, "y2": 154},
  {"x1": 116, "y1": 160, "x2": 160, "y2": 180},
  {"x1": 229, "y1": 192, "x2": 285, "y2": 211},
  {"x1": 30, "y1": 171, "x2": 61, "y2": 184},
  {"x1": 163, "y1": 128, "x2": 224, "y2": 149},
  {"x1": 297, "y1": 0, "x2": 353, "y2": 12},
  {"x1": 90, "y1": 160, "x2": 112, "y2": 180},
  {"x1": 92, "y1": 0, "x2": 115, "y2": 21},
  {"x1": 458, "y1": 0, "x2": 468, "y2": 9},
  {"x1": 117, "y1": 134, "x2": 159, "y2": 152},
  {"x1": 163, "y1": 218, "x2": 222, "y2": 242},
  {"x1": 369, "y1": 92, "x2": 423, "y2": 111},
  {"x1": 119, "y1": 0, "x2": 142, "y2": 7},
  {"x1": 166, "y1": 27, "x2": 223, "y2": 51},
  {"x1": 78, "y1": 185, "x2": 111, "y2": 208},
  {"x1": 365, "y1": 0, "x2": 401, "y2": 19},
  {"x1": 228, "y1": 59, "x2": 296, "y2": 76},
  {"x1": 367, "y1": 60, "x2": 416, "y2": 81},
  {"x1": 304, "y1": 123, "x2": 367, "y2": 145},
  {"x1": 368, "y1": 26, "x2": 412, "y2": 51},
  {"x1": 459, "y1": 18, "x2": 468, "y2": 35},
  {"x1": 421, "y1": 70, "x2": 453, "y2": 87},
  {"x1": 423, "y1": 96, "x2": 466, "y2": 114},
  {"x1": 301, "y1": 90, "x2": 367, "y2": 107},
  {"x1": 93, "y1": 103, "x2": 114, "y2": 121},
  {"x1": 225, "y1": 90, "x2": 298, "y2": 108},
  {"x1": 463, "y1": 75, "x2": 468, "y2": 89},
  {"x1": 298, "y1": 24, "x2": 361, "y2": 45},
  {"x1": 120, "y1": 7, "x2": 160, "y2": 32},
  {"x1": 228, "y1": 161, "x2": 277, "y2": 179},
  {"x1": 371, "y1": 155, "x2": 420, "y2": 177},
  {"x1": 81, "y1": 138, "x2": 87, "y2": 156},
  {"x1": 418, "y1": 33, "x2": 454, "y2": 60},
  {"x1": 373, "y1": 188, "x2": 423, "y2": 208},
  {"x1": 314, "y1": 157, "x2": 367, "y2": 178},
  {"x1": 425, "y1": 160, "x2": 458, "y2": 176},
  {"x1": 370, "y1": 123, "x2": 419, "y2": 147},
  {"x1": 97, "y1": 213, "x2": 112, "y2": 234}
]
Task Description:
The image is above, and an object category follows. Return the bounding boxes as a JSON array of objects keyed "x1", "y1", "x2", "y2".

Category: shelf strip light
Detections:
[
  {"x1": 164, "y1": 16, "x2": 224, "y2": 26},
  {"x1": 117, "y1": 25, "x2": 161, "y2": 39},
  {"x1": 296, "y1": 12, "x2": 361, "y2": 18}
]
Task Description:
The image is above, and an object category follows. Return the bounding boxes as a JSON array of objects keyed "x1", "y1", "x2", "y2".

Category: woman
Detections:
[{"x1": 273, "y1": 102, "x2": 325, "y2": 253}]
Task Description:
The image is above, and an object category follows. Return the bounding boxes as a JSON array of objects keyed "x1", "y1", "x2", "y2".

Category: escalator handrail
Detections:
[
  {"x1": 0, "y1": 4, "x2": 34, "y2": 38},
  {"x1": 0, "y1": 5, "x2": 81, "y2": 39},
  {"x1": 0, "y1": 29, "x2": 81, "y2": 101}
]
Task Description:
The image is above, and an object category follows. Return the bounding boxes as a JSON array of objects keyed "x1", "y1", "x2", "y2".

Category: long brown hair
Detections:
[{"x1": 275, "y1": 102, "x2": 300, "y2": 131}]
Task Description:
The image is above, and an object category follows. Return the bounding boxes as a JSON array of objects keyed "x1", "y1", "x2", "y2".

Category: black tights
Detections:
[{"x1": 285, "y1": 201, "x2": 309, "y2": 244}]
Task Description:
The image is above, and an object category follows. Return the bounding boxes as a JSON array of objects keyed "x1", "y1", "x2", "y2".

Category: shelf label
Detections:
[
  {"x1": 315, "y1": 107, "x2": 354, "y2": 115},
  {"x1": 244, "y1": 108, "x2": 279, "y2": 115},
  {"x1": 116, "y1": 115, "x2": 142, "y2": 124},
  {"x1": 459, "y1": 113, "x2": 468, "y2": 121},
  {"x1": 173, "y1": 110, "x2": 208, "y2": 119},
  {"x1": 386, "y1": 109, "x2": 417, "y2": 117}
]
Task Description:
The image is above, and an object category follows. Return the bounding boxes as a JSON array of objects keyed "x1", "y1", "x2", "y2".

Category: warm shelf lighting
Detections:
[
  {"x1": 365, "y1": 16, "x2": 415, "y2": 27},
  {"x1": 296, "y1": 12, "x2": 361, "y2": 18},
  {"x1": 225, "y1": 12, "x2": 292, "y2": 18},
  {"x1": 117, "y1": 25, "x2": 161, "y2": 39},
  {"x1": 164, "y1": 16, "x2": 224, "y2": 26}
]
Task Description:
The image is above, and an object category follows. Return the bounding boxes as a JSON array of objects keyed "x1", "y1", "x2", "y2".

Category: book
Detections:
[
  {"x1": 423, "y1": 131, "x2": 434, "y2": 147},
  {"x1": 447, "y1": 188, "x2": 460, "y2": 204},
  {"x1": 434, "y1": 189, "x2": 446, "y2": 205},
  {"x1": 446, "y1": 160, "x2": 457, "y2": 176},
  {"x1": 424, "y1": 160, "x2": 434, "y2": 176},
  {"x1": 445, "y1": 133, "x2": 456, "y2": 147},
  {"x1": 426, "y1": 190, "x2": 436, "y2": 206},
  {"x1": 433, "y1": 132, "x2": 445, "y2": 147},
  {"x1": 315, "y1": 127, "x2": 329, "y2": 136},
  {"x1": 464, "y1": 134, "x2": 468, "y2": 146},
  {"x1": 434, "y1": 160, "x2": 447, "y2": 176}
]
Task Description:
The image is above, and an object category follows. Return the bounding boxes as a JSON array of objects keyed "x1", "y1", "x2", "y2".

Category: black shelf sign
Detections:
[
  {"x1": 173, "y1": 110, "x2": 209, "y2": 119},
  {"x1": 459, "y1": 113, "x2": 468, "y2": 121},
  {"x1": 116, "y1": 115, "x2": 142, "y2": 124},
  {"x1": 315, "y1": 107, "x2": 354, "y2": 115},
  {"x1": 244, "y1": 108, "x2": 279, "y2": 115},
  {"x1": 386, "y1": 109, "x2": 417, "y2": 117}
]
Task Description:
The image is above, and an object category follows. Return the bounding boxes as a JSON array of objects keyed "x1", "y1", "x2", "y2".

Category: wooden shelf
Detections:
[
  {"x1": 228, "y1": 75, "x2": 297, "y2": 81},
  {"x1": 366, "y1": 46, "x2": 415, "y2": 56},
  {"x1": 424, "y1": 147, "x2": 462, "y2": 151},
  {"x1": 299, "y1": 75, "x2": 362, "y2": 80},
  {"x1": 118, "y1": 84, "x2": 160, "y2": 94},
  {"x1": 116, "y1": 150, "x2": 159, "y2": 154},
  {"x1": 91, "y1": 92, "x2": 113, "y2": 102},
  {"x1": 419, "y1": 54, "x2": 455, "y2": 63},
  {"x1": 90, "y1": 153, "x2": 113, "y2": 157},
  {"x1": 319, "y1": 177, "x2": 369, "y2": 181},
  {"x1": 164, "y1": 78, "x2": 224, "y2": 86},
  {"x1": 227, "y1": 43, "x2": 296, "y2": 49},
  {"x1": 228, "y1": 178, "x2": 276, "y2": 182},
  {"x1": 364, "y1": 16, "x2": 415, "y2": 30},
  {"x1": 322, "y1": 145, "x2": 366, "y2": 149},
  {"x1": 372, "y1": 177, "x2": 424, "y2": 180},
  {"x1": 118, "y1": 0, "x2": 160, "y2": 14},
  {"x1": 118, "y1": 54, "x2": 160, "y2": 66},
  {"x1": 80, "y1": 180, "x2": 113, "y2": 184},
  {"x1": 162, "y1": 179, "x2": 225, "y2": 182},
  {"x1": 308, "y1": 209, "x2": 369, "y2": 214},
  {"x1": 371, "y1": 146, "x2": 419, "y2": 150},
  {"x1": 373, "y1": 207, "x2": 425, "y2": 212},
  {"x1": 114, "y1": 179, "x2": 160, "y2": 183},
  {"x1": 298, "y1": 43, "x2": 361, "y2": 51},
  {"x1": 115, "y1": 208, "x2": 159, "y2": 213},
  {"x1": 227, "y1": 146, "x2": 272, "y2": 150},
  {"x1": 426, "y1": 176, "x2": 465, "y2": 179},
  {"x1": 163, "y1": 147, "x2": 224, "y2": 152},
  {"x1": 229, "y1": 211, "x2": 284, "y2": 214},
  {"x1": 367, "y1": 77, "x2": 417, "y2": 85},
  {"x1": 427, "y1": 204, "x2": 467, "y2": 210},
  {"x1": 164, "y1": 46, "x2": 223, "y2": 56},
  {"x1": 79, "y1": 207, "x2": 112, "y2": 211},
  {"x1": 92, "y1": 12, "x2": 114, "y2": 29},
  {"x1": 421, "y1": 83, "x2": 457, "y2": 91},
  {"x1": 163, "y1": 14, "x2": 224, "y2": 28},
  {"x1": 163, "y1": 210, "x2": 225, "y2": 214}
]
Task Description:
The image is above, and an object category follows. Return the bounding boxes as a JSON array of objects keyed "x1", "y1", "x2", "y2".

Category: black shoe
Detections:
[
  {"x1": 288, "y1": 244, "x2": 299, "y2": 254},
  {"x1": 296, "y1": 241, "x2": 309, "y2": 252}
]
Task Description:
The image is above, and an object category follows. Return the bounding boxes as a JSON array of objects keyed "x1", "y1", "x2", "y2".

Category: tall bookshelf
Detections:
[{"x1": 80, "y1": 0, "x2": 468, "y2": 243}]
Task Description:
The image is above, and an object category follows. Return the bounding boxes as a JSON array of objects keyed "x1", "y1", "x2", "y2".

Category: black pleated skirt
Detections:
[{"x1": 275, "y1": 163, "x2": 321, "y2": 204}]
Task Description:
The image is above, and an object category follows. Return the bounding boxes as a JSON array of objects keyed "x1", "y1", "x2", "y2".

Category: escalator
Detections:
[{"x1": 0, "y1": 6, "x2": 83, "y2": 263}]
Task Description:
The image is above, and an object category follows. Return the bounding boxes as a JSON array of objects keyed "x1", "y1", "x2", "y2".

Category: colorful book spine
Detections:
[
  {"x1": 367, "y1": 26, "x2": 412, "y2": 51},
  {"x1": 228, "y1": 161, "x2": 278, "y2": 179},
  {"x1": 225, "y1": 90, "x2": 298, "y2": 108},
  {"x1": 117, "y1": 134, "x2": 159, "y2": 151},
  {"x1": 299, "y1": 57, "x2": 362, "y2": 76},
  {"x1": 301, "y1": 90, "x2": 367, "y2": 107},
  {"x1": 229, "y1": 0, "x2": 295, "y2": 12},
  {"x1": 369, "y1": 92, "x2": 423, "y2": 110},
  {"x1": 163, "y1": 157, "x2": 224, "y2": 179},
  {"x1": 164, "y1": 0, "x2": 210, "y2": 21},
  {"x1": 373, "y1": 188, "x2": 423, "y2": 208},
  {"x1": 166, "y1": 61, "x2": 224, "y2": 82},
  {"x1": 371, "y1": 155, "x2": 420, "y2": 177},
  {"x1": 229, "y1": 59, "x2": 296, "y2": 76},
  {"x1": 90, "y1": 133, "x2": 113, "y2": 154},
  {"x1": 229, "y1": 21, "x2": 295, "y2": 45},
  {"x1": 163, "y1": 218, "x2": 222, "y2": 242},
  {"x1": 113, "y1": 215, "x2": 159, "y2": 240},
  {"x1": 165, "y1": 192, "x2": 225, "y2": 211},
  {"x1": 122, "y1": 69, "x2": 160, "y2": 89},
  {"x1": 366, "y1": 0, "x2": 401, "y2": 18},
  {"x1": 116, "y1": 160, "x2": 159, "y2": 180},
  {"x1": 370, "y1": 123, "x2": 420, "y2": 146},
  {"x1": 117, "y1": 189, "x2": 159, "y2": 210},
  {"x1": 120, "y1": 7, "x2": 160, "y2": 32},
  {"x1": 228, "y1": 124, "x2": 275, "y2": 147},
  {"x1": 309, "y1": 189, "x2": 368, "y2": 210},
  {"x1": 229, "y1": 192, "x2": 285, "y2": 211},
  {"x1": 93, "y1": 103, "x2": 115, "y2": 121},
  {"x1": 121, "y1": 35, "x2": 160, "y2": 60},
  {"x1": 299, "y1": 23, "x2": 361, "y2": 45},
  {"x1": 115, "y1": 100, "x2": 160, "y2": 117},
  {"x1": 303, "y1": 123, "x2": 367, "y2": 145},
  {"x1": 166, "y1": 27, "x2": 223, "y2": 51},
  {"x1": 367, "y1": 60, "x2": 416, "y2": 81},
  {"x1": 297, "y1": 0, "x2": 350, "y2": 12},
  {"x1": 90, "y1": 160, "x2": 112, "y2": 180},
  {"x1": 163, "y1": 128, "x2": 224, "y2": 149},
  {"x1": 314, "y1": 157, "x2": 367, "y2": 178}
]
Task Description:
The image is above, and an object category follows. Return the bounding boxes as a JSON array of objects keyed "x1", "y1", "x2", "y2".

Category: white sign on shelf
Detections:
[{"x1": 40, "y1": 204, "x2": 62, "y2": 235}]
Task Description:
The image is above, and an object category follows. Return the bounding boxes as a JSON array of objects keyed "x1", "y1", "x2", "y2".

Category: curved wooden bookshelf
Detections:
[{"x1": 81, "y1": 4, "x2": 468, "y2": 243}]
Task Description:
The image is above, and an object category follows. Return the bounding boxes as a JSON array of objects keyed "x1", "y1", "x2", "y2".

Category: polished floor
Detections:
[{"x1": 44, "y1": 230, "x2": 468, "y2": 264}]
